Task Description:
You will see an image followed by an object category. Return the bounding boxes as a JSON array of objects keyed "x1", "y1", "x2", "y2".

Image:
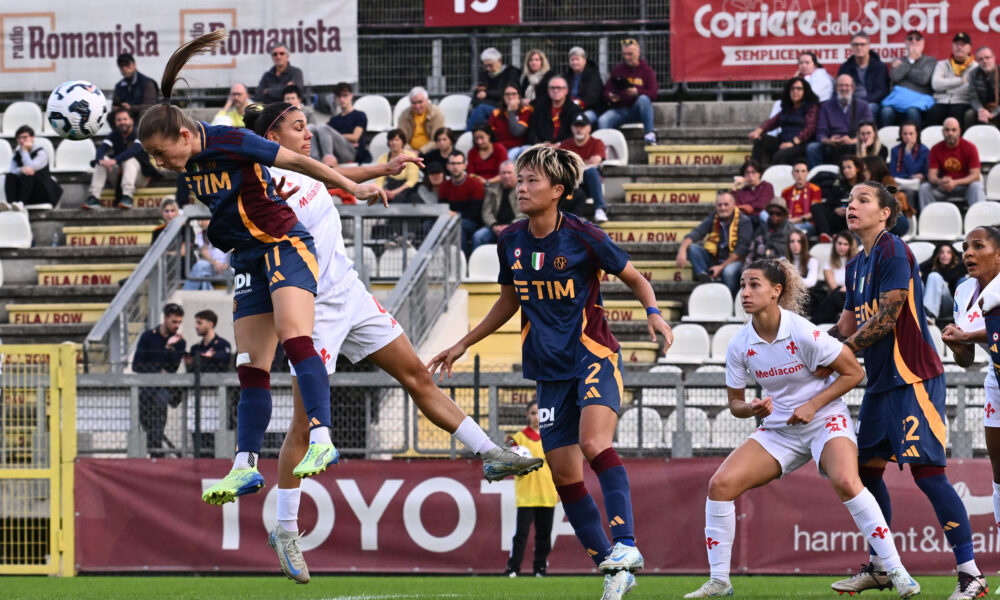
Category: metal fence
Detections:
[
  {"x1": 359, "y1": 0, "x2": 669, "y2": 26},
  {"x1": 74, "y1": 369, "x2": 993, "y2": 460}
]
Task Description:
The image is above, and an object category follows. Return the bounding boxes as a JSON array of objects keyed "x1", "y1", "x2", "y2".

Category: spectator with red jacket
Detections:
[
  {"x1": 781, "y1": 160, "x2": 823, "y2": 235},
  {"x1": 439, "y1": 151, "x2": 487, "y2": 257},
  {"x1": 559, "y1": 114, "x2": 609, "y2": 223},
  {"x1": 597, "y1": 38, "x2": 658, "y2": 145},
  {"x1": 489, "y1": 86, "x2": 532, "y2": 160},
  {"x1": 467, "y1": 125, "x2": 508, "y2": 184}
]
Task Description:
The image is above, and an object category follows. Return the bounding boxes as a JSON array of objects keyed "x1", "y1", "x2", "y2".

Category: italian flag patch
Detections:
[{"x1": 531, "y1": 252, "x2": 544, "y2": 270}]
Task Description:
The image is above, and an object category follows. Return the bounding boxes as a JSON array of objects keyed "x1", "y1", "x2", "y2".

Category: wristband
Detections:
[{"x1": 645, "y1": 306, "x2": 661, "y2": 317}]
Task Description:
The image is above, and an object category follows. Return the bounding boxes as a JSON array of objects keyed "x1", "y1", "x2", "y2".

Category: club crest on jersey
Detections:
[
  {"x1": 531, "y1": 252, "x2": 545, "y2": 270},
  {"x1": 993, "y1": 332, "x2": 999, "y2": 342},
  {"x1": 553, "y1": 256, "x2": 568, "y2": 270},
  {"x1": 813, "y1": 330, "x2": 821, "y2": 340},
  {"x1": 514, "y1": 248, "x2": 522, "y2": 258},
  {"x1": 747, "y1": 349, "x2": 757, "y2": 357}
]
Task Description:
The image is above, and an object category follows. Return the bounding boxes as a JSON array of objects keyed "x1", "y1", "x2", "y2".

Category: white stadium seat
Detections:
[
  {"x1": 807, "y1": 164, "x2": 839, "y2": 181},
  {"x1": 663, "y1": 408, "x2": 711, "y2": 450},
  {"x1": 927, "y1": 324, "x2": 944, "y2": 356},
  {"x1": 592, "y1": 128, "x2": 629, "y2": 166},
  {"x1": 709, "y1": 324, "x2": 743, "y2": 363},
  {"x1": 659, "y1": 324, "x2": 710, "y2": 364},
  {"x1": 921, "y1": 125, "x2": 944, "y2": 149},
  {"x1": 2, "y1": 102, "x2": 43, "y2": 137},
  {"x1": 682, "y1": 283, "x2": 733, "y2": 323},
  {"x1": 907, "y1": 240, "x2": 936, "y2": 264},
  {"x1": 964, "y1": 125, "x2": 1000, "y2": 163},
  {"x1": 810, "y1": 242, "x2": 831, "y2": 272},
  {"x1": 915, "y1": 202, "x2": 962, "y2": 241},
  {"x1": 987, "y1": 168, "x2": 1000, "y2": 201},
  {"x1": 367, "y1": 132, "x2": 388, "y2": 164},
  {"x1": 615, "y1": 407, "x2": 663, "y2": 449},
  {"x1": 731, "y1": 297, "x2": 748, "y2": 322},
  {"x1": 878, "y1": 125, "x2": 900, "y2": 151},
  {"x1": 353, "y1": 95, "x2": 392, "y2": 133},
  {"x1": 51, "y1": 139, "x2": 96, "y2": 173},
  {"x1": 466, "y1": 243, "x2": 500, "y2": 282},
  {"x1": 0, "y1": 139, "x2": 11, "y2": 173},
  {"x1": 29, "y1": 137, "x2": 55, "y2": 168},
  {"x1": 344, "y1": 245, "x2": 377, "y2": 279},
  {"x1": 392, "y1": 96, "x2": 411, "y2": 128},
  {"x1": 0, "y1": 257, "x2": 4, "y2": 286},
  {"x1": 438, "y1": 94, "x2": 472, "y2": 131},
  {"x1": 964, "y1": 201, "x2": 1000, "y2": 234},
  {"x1": 0, "y1": 210, "x2": 32, "y2": 248},
  {"x1": 456, "y1": 131, "x2": 473, "y2": 156},
  {"x1": 376, "y1": 245, "x2": 417, "y2": 278},
  {"x1": 761, "y1": 164, "x2": 793, "y2": 195}
]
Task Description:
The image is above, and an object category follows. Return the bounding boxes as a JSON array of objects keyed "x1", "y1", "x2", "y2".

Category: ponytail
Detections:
[{"x1": 745, "y1": 258, "x2": 809, "y2": 316}]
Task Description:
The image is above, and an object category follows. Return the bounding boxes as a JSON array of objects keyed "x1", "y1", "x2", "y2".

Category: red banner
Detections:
[
  {"x1": 76, "y1": 457, "x2": 1000, "y2": 574},
  {"x1": 670, "y1": 0, "x2": 1000, "y2": 82},
  {"x1": 424, "y1": 0, "x2": 520, "y2": 27}
]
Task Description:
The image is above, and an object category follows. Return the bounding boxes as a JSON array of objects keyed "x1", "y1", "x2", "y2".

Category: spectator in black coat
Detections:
[
  {"x1": 3, "y1": 125, "x2": 62, "y2": 210},
  {"x1": 564, "y1": 47, "x2": 604, "y2": 124},
  {"x1": 837, "y1": 33, "x2": 890, "y2": 126},
  {"x1": 467, "y1": 47, "x2": 521, "y2": 129},
  {"x1": 256, "y1": 44, "x2": 305, "y2": 104},
  {"x1": 132, "y1": 303, "x2": 186, "y2": 455},
  {"x1": 527, "y1": 75, "x2": 583, "y2": 145},
  {"x1": 112, "y1": 52, "x2": 158, "y2": 116},
  {"x1": 184, "y1": 310, "x2": 232, "y2": 373}
]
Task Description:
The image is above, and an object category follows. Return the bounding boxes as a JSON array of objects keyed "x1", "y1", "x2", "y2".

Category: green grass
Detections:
[{"x1": 0, "y1": 574, "x2": 976, "y2": 599}]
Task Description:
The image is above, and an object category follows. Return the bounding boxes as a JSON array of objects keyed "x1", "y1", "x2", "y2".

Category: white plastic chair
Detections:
[
  {"x1": 907, "y1": 240, "x2": 936, "y2": 264},
  {"x1": 438, "y1": 94, "x2": 472, "y2": 131},
  {"x1": 0, "y1": 257, "x2": 4, "y2": 287},
  {"x1": 353, "y1": 95, "x2": 392, "y2": 133},
  {"x1": 681, "y1": 283, "x2": 734, "y2": 323},
  {"x1": 28, "y1": 137, "x2": 56, "y2": 169},
  {"x1": 456, "y1": 131, "x2": 474, "y2": 156},
  {"x1": 344, "y1": 245, "x2": 377, "y2": 279},
  {"x1": 927, "y1": 324, "x2": 944, "y2": 356},
  {"x1": 987, "y1": 168, "x2": 1000, "y2": 201},
  {"x1": 810, "y1": 242, "x2": 831, "y2": 273},
  {"x1": 659, "y1": 324, "x2": 710, "y2": 364},
  {"x1": 731, "y1": 297, "x2": 748, "y2": 322},
  {"x1": 709, "y1": 324, "x2": 743, "y2": 363},
  {"x1": 663, "y1": 408, "x2": 711, "y2": 450},
  {"x1": 964, "y1": 201, "x2": 1000, "y2": 234},
  {"x1": 392, "y1": 96, "x2": 411, "y2": 128},
  {"x1": 761, "y1": 164, "x2": 793, "y2": 195},
  {"x1": 0, "y1": 211, "x2": 32, "y2": 248},
  {"x1": 615, "y1": 407, "x2": 663, "y2": 450},
  {"x1": 367, "y1": 132, "x2": 388, "y2": 165},
  {"x1": 878, "y1": 125, "x2": 900, "y2": 151},
  {"x1": 807, "y1": 164, "x2": 840, "y2": 181},
  {"x1": 0, "y1": 139, "x2": 11, "y2": 174},
  {"x1": 376, "y1": 245, "x2": 417, "y2": 278},
  {"x1": 466, "y1": 243, "x2": 500, "y2": 282},
  {"x1": 921, "y1": 125, "x2": 944, "y2": 149},
  {"x1": 964, "y1": 125, "x2": 1000, "y2": 163},
  {"x1": 2, "y1": 102, "x2": 43, "y2": 137},
  {"x1": 51, "y1": 139, "x2": 96, "y2": 173},
  {"x1": 915, "y1": 202, "x2": 963, "y2": 241},
  {"x1": 592, "y1": 128, "x2": 629, "y2": 166}
]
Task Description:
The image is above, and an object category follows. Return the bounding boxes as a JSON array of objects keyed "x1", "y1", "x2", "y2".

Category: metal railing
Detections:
[{"x1": 359, "y1": 0, "x2": 669, "y2": 26}]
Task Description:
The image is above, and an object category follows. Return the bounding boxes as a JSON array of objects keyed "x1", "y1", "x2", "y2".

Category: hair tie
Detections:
[{"x1": 265, "y1": 105, "x2": 295, "y2": 136}]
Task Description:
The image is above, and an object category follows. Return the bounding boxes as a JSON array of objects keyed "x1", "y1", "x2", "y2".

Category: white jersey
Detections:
[
  {"x1": 726, "y1": 308, "x2": 846, "y2": 428},
  {"x1": 270, "y1": 166, "x2": 358, "y2": 296},
  {"x1": 954, "y1": 277, "x2": 1000, "y2": 392}
]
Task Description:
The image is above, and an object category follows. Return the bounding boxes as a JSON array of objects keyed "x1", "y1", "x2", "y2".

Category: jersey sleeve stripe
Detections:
[{"x1": 288, "y1": 235, "x2": 320, "y2": 282}]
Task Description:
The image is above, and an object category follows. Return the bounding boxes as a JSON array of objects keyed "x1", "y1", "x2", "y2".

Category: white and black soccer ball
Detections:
[{"x1": 45, "y1": 81, "x2": 107, "y2": 140}]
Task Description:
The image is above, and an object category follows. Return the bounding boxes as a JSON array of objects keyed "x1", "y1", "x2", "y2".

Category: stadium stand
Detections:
[
  {"x1": 907, "y1": 240, "x2": 936, "y2": 263},
  {"x1": 392, "y1": 96, "x2": 411, "y2": 128},
  {"x1": 353, "y1": 94, "x2": 393, "y2": 132},
  {"x1": 760, "y1": 164, "x2": 792, "y2": 195},
  {"x1": 1, "y1": 101, "x2": 44, "y2": 137},
  {"x1": 51, "y1": 139, "x2": 96, "y2": 173},
  {"x1": 0, "y1": 139, "x2": 11, "y2": 173},
  {"x1": 437, "y1": 94, "x2": 472, "y2": 131},
  {"x1": 914, "y1": 202, "x2": 963, "y2": 241},
  {"x1": 466, "y1": 243, "x2": 500, "y2": 282},
  {"x1": 615, "y1": 406, "x2": 663, "y2": 449},
  {"x1": 987, "y1": 168, "x2": 1000, "y2": 201},
  {"x1": 708, "y1": 323, "x2": 742, "y2": 364},
  {"x1": 591, "y1": 128, "x2": 629, "y2": 166},
  {"x1": 921, "y1": 124, "x2": 944, "y2": 148},
  {"x1": 0, "y1": 211, "x2": 32, "y2": 248},
  {"x1": 658, "y1": 323, "x2": 710, "y2": 365},
  {"x1": 681, "y1": 283, "x2": 733, "y2": 323},
  {"x1": 877, "y1": 125, "x2": 899, "y2": 151},
  {"x1": 963, "y1": 125, "x2": 1000, "y2": 164},
  {"x1": 455, "y1": 131, "x2": 473, "y2": 155},
  {"x1": 964, "y1": 201, "x2": 1000, "y2": 234},
  {"x1": 367, "y1": 132, "x2": 389, "y2": 164}
]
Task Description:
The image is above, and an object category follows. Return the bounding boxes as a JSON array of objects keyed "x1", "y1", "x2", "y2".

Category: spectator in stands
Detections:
[
  {"x1": 811, "y1": 155, "x2": 862, "y2": 242},
  {"x1": 112, "y1": 52, "x2": 158, "y2": 116},
  {"x1": 812, "y1": 230, "x2": 857, "y2": 323},
  {"x1": 855, "y1": 121, "x2": 887, "y2": 160},
  {"x1": 489, "y1": 86, "x2": 532, "y2": 160},
  {"x1": 439, "y1": 150, "x2": 487, "y2": 256},
  {"x1": 786, "y1": 229, "x2": 819, "y2": 289},
  {"x1": 928, "y1": 32, "x2": 977, "y2": 128},
  {"x1": 84, "y1": 107, "x2": 153, "y2": 210},
  {"x1": 918, "y1": 117, "x2": 985, "y2": 210},
  {"x1": 528, "y1": 75, "x2": 583, "y2": 146},
  {"x1": 806, "y1": 75, "x2": 874, "y2": 168},
  {"x1": 749, "y1": 76, "x2": 819, "y2": 166},
  {"x1": 313, "y1": 82, "x2": 370, "y2": 166},
  {"x1": 519, "y1": 49, "x2": 553, "y2": 107},
  {"x1": 376, "y1": 129, "x2": 420, "y2": 204},
  {"x1": 212, "y1": 84, "x2": 249, "y2": 127},
  {"x1": 467, "y1": 47, "x2": 521, "y2": 130},
  {"x1": 564, "y1": 47, "x2": 604, "y2": 123},
  {"x1": 744, "y1": 197, "x2": 795, "y2": 265},
  {"x1": 150, "y1": 197, "x2": 183, "y2": 249},
  {"x1": 797, "y1": 51, "x2": 835, "y2": 102},
  {"x1": 3, "y1": 125, "x2": 62, "y2": 211},
  {"x1": 256, "y1": 44, "x2": 305, "y2": 104},
  {"x1": 862, "y1": 155, "x2": 912, "y2": 236},
  {"x1": 731, "y1": 159, "x2": 774, "y2": 221},
  {"x1": 782, "y1": 160, "x2": 822, "y2": 235},
  {"x1": 889, "y1": 121, "x2": 930, "y2": 181},
  {"x1": 132, "y1": 303, "x2": 186, "y2": 455},
  {"x1": 474, "y1": 160, "x2": 525, "y2": 248},
  {"x1": 559, "y1": 113, "x2": 609, "y2": 223},
  {"x1": 971, "y1": 46, "x2": 1000, "y2": 125},
  {"x1": 467, "y1": 125, "x2": 508, "y2": 184},
  {"x1": 184, "y1": 310, "x2": 232, "y2": 373},
  {"x1": 838, "y1": 33, "x2": 889, "y2": 125},
  {"x1": 922, "y1": 243, "x2": 968, "y2": 324},
  {"x1": 184, "y1": 218, "x2": 228, "y2": 290},
  {"x1": 398, "y1": 87, "x2": 444, "y2": 155},
  {"x1": 598, "y1": 38, "x2": 658, "y2": 145},
  {"x1": 881, "y1": 30, "x2": 936, "y2": 128},
  {"x1": 283, "y1": 85, "x2": 312, "y2": 118},
  {"x1": 420, "y1": 127, "x2": 455, "y2": 174},
  {"x1": 676, "y1": 191, "x2": 753, "y2": 294},
  {"x1": 413, "y1": 161, "x2": 446, "y2": 204}
]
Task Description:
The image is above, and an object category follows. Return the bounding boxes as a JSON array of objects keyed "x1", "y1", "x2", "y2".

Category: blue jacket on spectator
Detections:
[
  {"x1": 815, "y1": 96, "x2": 874, "y2": 141},
  {"x1": 95, "y1": 127, "x2": 156, "y2": 177},
  {"x1": 838, "y1": 50, "x2": 890, "y2": 104},
  {"x1": 889, "y1": 142, "x2": 930, "y2": 179},
  {"x1": 112, "y1": 71, "x2": 159, "y2": 114}
]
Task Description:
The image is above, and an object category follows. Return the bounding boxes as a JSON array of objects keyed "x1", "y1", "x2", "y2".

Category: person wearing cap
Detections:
[
  {"x1": 414, "y1": 160, "x2": 446, "y2": 205},
  {"x1": 837, "y1": 33, "x2": 890, "y2": 126},
  {"x1": 256, "y1": 44, "x2": 305, "y2": 104},
  {"x1": 563, "y1": 47, "x2": 605, "y2": 124},
  {"x1": 112, "y1": 52, "x2": 159, "y2": 116},
  {"x1": 743, "y1": 197, "x2": 796, "y2": 267},
  {"x1": 474, "y1": 160, "x2": 526, "y2": 248},
  {"x1": 132, "y1": 303, "x2": 187, "y2": 455},
  {"x1": 971, "y1": 46, "x2": 1000, "y2": 125},
  {"x1": 928, "y1": 32, "x2": 977, "y2": 128},
  {"x1": 528, "y1": 74, "x2": 583, "y2": 146},
  {"x1": 881, "y1": 31, "x2": 937, "y2": 128},
  {"x1": 598, "y1": 38, "x2": 659, "y2": 145},
  {"x1": 467, "y1": 47, "x2": 521, "y2": 130},
  {"x1": 560, "y1": 113, "x2": 609, "y2": 222}
]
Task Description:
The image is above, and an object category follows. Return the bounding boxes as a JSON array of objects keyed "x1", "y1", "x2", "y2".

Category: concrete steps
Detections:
[{"x1": 0, "y1": 246, "x2": 148, "y2": 285}]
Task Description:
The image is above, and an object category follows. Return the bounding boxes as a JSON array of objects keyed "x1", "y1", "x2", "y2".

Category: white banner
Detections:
[{"x1": 0, "y1": 1, "x2": 357, "y2": 93}]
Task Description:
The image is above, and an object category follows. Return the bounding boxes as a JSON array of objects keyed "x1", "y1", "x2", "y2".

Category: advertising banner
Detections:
[
  {"x1": 75, "y1": 457, "x2": 1000, "y2": 574},
  {"x1": 424, "y1": 0, "x2": 520, "y2": 27},
  {"x1": 0, "y1": 1, "x2": 357, "y2": 93},
  {"x1": 670, "y1": 0, "x2": 1000, "y2": 82}
]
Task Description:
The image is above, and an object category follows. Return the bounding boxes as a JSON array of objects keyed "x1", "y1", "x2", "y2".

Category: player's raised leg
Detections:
[{"x1": 270, "y1": 378, "x2": 311, "y2": 584}]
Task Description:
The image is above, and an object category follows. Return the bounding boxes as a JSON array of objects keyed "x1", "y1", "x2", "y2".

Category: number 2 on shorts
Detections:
[
  {"x1": 585, "y1": 361, "x2": 601, "y2": 385},
  {"x1": 902, "y1": 415, "x2": 920, "y2": 441}
]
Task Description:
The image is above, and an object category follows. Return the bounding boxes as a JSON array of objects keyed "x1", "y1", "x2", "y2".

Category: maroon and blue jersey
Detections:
[
  {"x1": 844, "y1": 230, "x2": 943, "y2": 392},
  {"x1": 183, "y1": 122, "x2": 300, "y2": 253},
  {"x1": 985, "y1": 307, "x2": 1000, "y2": 388},
  {"x1": 497, "y1": 212, "x2": 630, "y2": 381}
]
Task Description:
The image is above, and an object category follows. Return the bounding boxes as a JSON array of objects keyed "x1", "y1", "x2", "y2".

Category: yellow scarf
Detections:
[
  {"x1": 951, "y1": 55, "x2": 975, "y2": 77},
  {"x1": 703, "y1": 207, "x2": 741, "y2": 257}
]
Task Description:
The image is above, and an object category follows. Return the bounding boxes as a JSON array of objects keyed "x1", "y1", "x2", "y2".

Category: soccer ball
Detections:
[{"x1": 45, "y1": 81, "x2": 107, "y2": 140}]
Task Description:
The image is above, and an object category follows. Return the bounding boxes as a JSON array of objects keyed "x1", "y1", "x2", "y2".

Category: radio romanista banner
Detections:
[
  {"x1": 0, "y1": 1, "x2": 357, "y2": 92},
  {"x1": 670, "y1": 0, "x2": 1000, "y2": 82}
]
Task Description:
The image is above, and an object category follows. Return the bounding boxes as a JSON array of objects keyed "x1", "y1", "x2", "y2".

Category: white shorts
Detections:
[
  {"x1": 289, "y1": 277, "x2": 404, "y2": 375},
  {"x1": 985, "y1": 378, "x2": 1000, "y2": 428},
  {"x1": 750, "y1": 408, "x2": 857, "y2": 477}
]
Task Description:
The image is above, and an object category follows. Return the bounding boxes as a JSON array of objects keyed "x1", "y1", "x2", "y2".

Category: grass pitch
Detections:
[{"x1": 2, "y1": 574, "x2": 977, "y2": 599}]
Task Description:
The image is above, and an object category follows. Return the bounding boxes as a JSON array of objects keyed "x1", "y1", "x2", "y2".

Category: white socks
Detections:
[
  {"x1": 704, "y1": 499, "x2": 735, "y2": 584},
  {"x1": 233, "y1": 451, "x2": 258, "y2": 470},
  {"x1": 958, "y1": 559, "x2": 982, "y2": 577},
  {"x1": 277, "y1": 487, "x2": 301, "y2": 533},
  {"x1": 309, "y1": 426, "x2": 332, "y2": 445},
  {"x1": 844, "y1": 489, "x2": 902, "y2": 571},
  {"x1": 454, "y1": 416, "x2": 497, "y2": 454}
]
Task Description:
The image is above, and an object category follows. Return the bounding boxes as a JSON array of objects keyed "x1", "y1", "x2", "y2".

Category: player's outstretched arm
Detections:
[
  {"x1": 787, "y1": 346, "x2": 864, "y2": 425},
  {"x1": 617, "y1": 262, "x2": 674, "y2": 353},
  {"x1": 273, "y1": 146, "x2": 389, "y2": 206},
  {"x1": 427, "y1": 285, "x2": 520, "y2": 380},
  {"x1": 337, "y1": 154, "x2": 425, "y2": 185},
  {"x1": 726, "y1": 386, "x2": 772, "y2": 419},
  {"x1": 844, "y1": 288, "x2": 906, "y2": 353}
]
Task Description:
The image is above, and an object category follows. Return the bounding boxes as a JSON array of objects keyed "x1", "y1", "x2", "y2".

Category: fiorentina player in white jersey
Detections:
[
  {"x1": 684, "y1": 259, "x2": 919, "y2": 599},
  {"x1": 941, "y1": 226, "x2": 1000, "y2": 533},
  {"x1": 242, "y1": 102, "x2": 543, "y2": 583}
]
